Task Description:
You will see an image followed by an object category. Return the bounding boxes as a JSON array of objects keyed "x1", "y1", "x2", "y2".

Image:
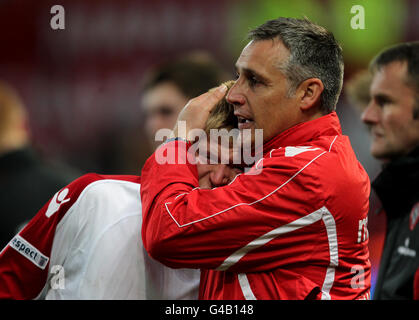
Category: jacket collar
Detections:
[
  {"x1": 372, "y1": 145, "x2": 419, "y2": 217},
  {"x1": 262, "y1": 112, "x2": 342, "y2": 155}
]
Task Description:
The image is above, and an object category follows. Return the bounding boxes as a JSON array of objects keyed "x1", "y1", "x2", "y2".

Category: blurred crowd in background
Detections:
[{"x1": 0, "y1": 0, "x2": 418, "y2": 297}]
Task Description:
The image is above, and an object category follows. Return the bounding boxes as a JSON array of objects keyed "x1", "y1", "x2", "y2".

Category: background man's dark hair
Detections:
[
  {"x1": 248, "y1": 17, "x2": 344, "y2": 114},
  {"x1": 369, "y1": 41, "x2": 419, "y2": 118},
  {"x1": 142, "y1": 52, "x2": 229, "y2": 98}
]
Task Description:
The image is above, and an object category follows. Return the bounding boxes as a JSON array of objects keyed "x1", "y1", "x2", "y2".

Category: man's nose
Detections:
[
  {"x1": 210, "y1": 165, "x2": 230, "y2": 187},
  {"x1": 361, "y1": 102, "x2": 379, "y2": 125},
  {"x1": 226, "y1": 82, "x2": 245, "y2": 107}
]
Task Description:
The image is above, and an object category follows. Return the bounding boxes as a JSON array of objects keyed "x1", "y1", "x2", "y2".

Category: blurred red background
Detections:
[{"x1": 1, "y1": 0, "x2": 417, "y2": 296}]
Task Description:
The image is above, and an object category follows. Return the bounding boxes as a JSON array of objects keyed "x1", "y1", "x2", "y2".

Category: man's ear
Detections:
[{"x1": 297, "y1": 78, "x2": 324, "y2": 111}]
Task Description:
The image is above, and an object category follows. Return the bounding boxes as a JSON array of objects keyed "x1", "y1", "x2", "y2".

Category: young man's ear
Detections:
[{"x1": 297, "y1": 78, "x2": 324, "y2": 111}]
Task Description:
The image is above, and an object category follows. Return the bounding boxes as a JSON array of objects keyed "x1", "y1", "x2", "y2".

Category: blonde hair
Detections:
[{"x1": 204, "y1": 80, "x2": 237, "y2": 134}]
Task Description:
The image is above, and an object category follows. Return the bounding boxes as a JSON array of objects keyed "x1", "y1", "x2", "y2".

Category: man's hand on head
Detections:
[{"x1": 172, "y1": 84, "x2": 228, "y2": 141}]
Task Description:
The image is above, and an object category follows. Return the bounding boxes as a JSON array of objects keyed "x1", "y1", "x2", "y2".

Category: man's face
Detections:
[
  {"x1": 197, "y1": 163, "x2": 242, "y2": 189},
  {"x1": 195, "y1": 140, "x2": 242, "y2": 189},
  {"x1": 226, "y1": 39, "x2": 300, "y2": 144},
  {"x1": 142, "y1": 82, "x2": 189, "y2": 150},
  {"x1": 362, "y1": 61, "x2": 419, "y2": 161}
]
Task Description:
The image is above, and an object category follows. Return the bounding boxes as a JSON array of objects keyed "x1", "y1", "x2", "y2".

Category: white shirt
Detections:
[{"x1": 32, "y1": 176, "x2": 200, "y2": 299}]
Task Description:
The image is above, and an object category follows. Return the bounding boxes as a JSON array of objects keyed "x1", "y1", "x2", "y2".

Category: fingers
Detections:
[
  {"x1": 208, "y1": 84, "x2": 229, "y2": 109},
  {"x1": 209, "y1": 83, "x2": 229, "y2": 102},
  {"x1": 190, "y1": 84, "x2": 228, "y2": 112},
  {"x1": 173, "y1": 84, "x2": 228, "y2": 139}
]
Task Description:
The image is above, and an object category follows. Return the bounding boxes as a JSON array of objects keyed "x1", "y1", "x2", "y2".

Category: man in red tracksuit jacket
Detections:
[{"x1": 141, "y1": 17, "x2": 371, "y2": 300}]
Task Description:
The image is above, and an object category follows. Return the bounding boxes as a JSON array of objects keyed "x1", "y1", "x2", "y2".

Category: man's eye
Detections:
[
  {"x1": 161, "y1": 107, "x2": 175, "y2": 115},
  {"x1": 248, "y1": 76, "x2": 259, "y2": 87},
  {"x1": 229, "y1": 164, "x2": 244, "y2": 172},
  {"x1": 375, "y1": 97, "x2": 391, "y2": 107}
]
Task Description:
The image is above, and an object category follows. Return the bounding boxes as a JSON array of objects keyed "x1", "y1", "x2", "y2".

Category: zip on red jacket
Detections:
[{"x1": 141, "y1": 112, "x2": 372, "y2": 300}]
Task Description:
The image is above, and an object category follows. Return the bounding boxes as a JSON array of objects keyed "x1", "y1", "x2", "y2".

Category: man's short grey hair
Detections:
[{"x1": 248, "y1": 17, "x2": 344, "y2": 114}]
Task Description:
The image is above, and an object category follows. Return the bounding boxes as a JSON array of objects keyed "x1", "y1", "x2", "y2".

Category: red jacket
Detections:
[{"x1": 141, "y1": 112, "x2": 371, "y2": 300}]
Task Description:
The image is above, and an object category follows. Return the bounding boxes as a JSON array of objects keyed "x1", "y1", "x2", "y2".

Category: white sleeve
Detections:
[
  {"x1": 39, "y1": 201, "x2": 80, "y2": 299},
  {"x1": 44, "y1": 180, "x2": 146, "y2": 299},
  {"x1": 144, "y1": 249, "x2": 200, "y2": 299}
]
